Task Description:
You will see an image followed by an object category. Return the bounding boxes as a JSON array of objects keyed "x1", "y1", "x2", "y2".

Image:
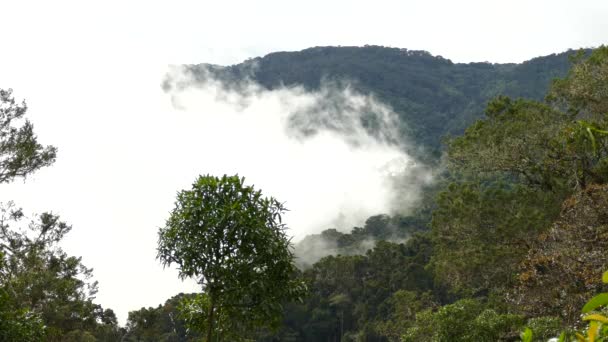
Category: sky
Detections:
[{"x1": 0, "y1": 0, "x2": 607, "y2": 324}]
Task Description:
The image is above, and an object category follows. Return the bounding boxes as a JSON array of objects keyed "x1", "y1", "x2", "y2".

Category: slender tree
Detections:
[{"x1": 157, "y1": 175, "x2": 306, "y2": 341}]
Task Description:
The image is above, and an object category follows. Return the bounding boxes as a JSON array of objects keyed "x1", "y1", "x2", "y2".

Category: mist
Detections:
[
  {"x1": 0, "y1": 60, "x2": 432, "y2": 323},
  {"x1": 162, "y1": 65, "x2": 433, "y2": 239}
]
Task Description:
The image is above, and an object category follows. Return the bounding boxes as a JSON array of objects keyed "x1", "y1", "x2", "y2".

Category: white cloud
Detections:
[{"x1": 163, "y1": 66, "x2": 431, "y2": 238}]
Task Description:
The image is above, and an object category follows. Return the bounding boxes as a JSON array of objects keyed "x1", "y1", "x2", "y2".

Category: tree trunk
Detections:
[
  {"x1": 207, "y1": 295, "x2": 215, "y2": 342},
  {"x1": 340, "y1": 310, "x2": 343, "y2": 342}
]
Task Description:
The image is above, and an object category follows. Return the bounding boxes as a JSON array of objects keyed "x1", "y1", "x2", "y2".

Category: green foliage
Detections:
[
  {"x1": 0, "y1": 202, "x2": 119, "y2": 340},
  {"x1": 0, "y1": 88, "x2": 57, "y2": 183},
  {"x1": 274, "y1": 237, "x2": 435, "y2": 341},
  {"x1": 0, "y1": 89, "x2": 118, "y2": 340},
  {"x1": 294, "y1": 212, "x2": 431, "y2": 268},
  {"x1": 525, "y1": 316, "x2": 563, "y2": 341},
  {"x1": 401, "y1": 299, "x2": 524, "y2": 342},
  {"x1": 447, "y1": 96, "x2": 608, "y2": 191},
  {"x1": 431, "y1": 44, "x2": 608, "y2": 326},
  {"x1": 146, "y1": 46, "x2": 608, "y2": 341},
  {"x1": 584, "y1": 295, "x2": 608, "y2": 314},
  {"x1": 448, "y1": 96, "x2": 571, "y2": 190},
  {"x1": 157, "y1": 175, "x2": 306, "y2": 341},
  {"x1": 0, "y1": 285, "x2": 45, "y2": 341},
  {"x1": 430, "y1": 181, "x2": 561, "y2": 295},
  {"x1": 373, "y1": 290, "x2": 436, "y2": 341},
  {"x1": 576, "y1": 270, "x2": 608, "y2": 341},
  {"x1": 124, "y1": 294, "x2": 201, "y2": 341},
  {"x1": 448, "y1": 48, "x2": 608, "y2": 191},
  {"x1": 521, "y1": 327, "x2": 533, "y2": 342},
  {"x1": 548, "y1": 46, "x2": 608, "y2": 118},
  {"x1": 174, "y1": 46, "x2": 576, "y2": 154},
  {"x1": 249, "y1": 45, "x2": 608, "y2": 342}
]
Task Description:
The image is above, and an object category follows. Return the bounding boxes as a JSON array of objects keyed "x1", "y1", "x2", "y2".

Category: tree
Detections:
[
  {"x1": 157, "y1": 175, "x2": 306, "y2": 341},
  {"x1": 124, "y1": 293, "x2": 202, "y2": 342},
  {"x1": 401, "y1": 299, "x2": 524, "y2": 342},
  {"x1": 447, "y1": 96, "x2": 572, "y2": 191},
  {"x1": 0, "y1": 88, "x2": 56, "y2": 183},
  {"x1": 0, "y1": 89, "x2": 122, "y2": 339},
  {"x1": 448, "y1": 47, "x2": 608, "y2": 193},
  {"x1": 511, "y1": 184, "x2": 608, "y2": 325},
  {"x1": 548, "y1": 47, "x2": 608, "y2": 119},
  {"x1": 0, "y1": 253, "x2": 45, "y2": 341},
  {"x1": 0, "y1": 202, "x2": 118, "y2": 340},
  {"x1": 430, "y1": 182, "x2": 561, "y2": 296},
  {"x1": 433, "y1": 47, "x2": 608, "y2": 298}
]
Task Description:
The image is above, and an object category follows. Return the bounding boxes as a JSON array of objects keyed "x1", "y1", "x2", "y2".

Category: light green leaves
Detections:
[
  {"x1": 520, "y1": 327, "x2": 533, "y2": 342},
  {"x1": 583, "y1": 294, "x2": 608, "y2": 314}
]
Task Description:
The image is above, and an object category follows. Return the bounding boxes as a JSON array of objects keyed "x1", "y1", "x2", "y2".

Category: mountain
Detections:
[
  {"x1": 179, "y1": 45, "x2": 579, "y2": 153},
  {"x1": 146, "y1": 46, "x2": 606, "y2": 342}
]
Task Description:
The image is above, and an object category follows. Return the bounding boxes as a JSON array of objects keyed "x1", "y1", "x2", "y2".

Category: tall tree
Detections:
[
  {"x1": 157, "y1": 175, "x2": 306, "y2": 341},
  {"x1": 0, "y1": 89, "x2": 123, "y2": 340}
]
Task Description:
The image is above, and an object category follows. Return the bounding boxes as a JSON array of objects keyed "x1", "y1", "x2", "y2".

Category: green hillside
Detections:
[{"x1": 181, "y1": 45, "x2": 577, "y2": 153}]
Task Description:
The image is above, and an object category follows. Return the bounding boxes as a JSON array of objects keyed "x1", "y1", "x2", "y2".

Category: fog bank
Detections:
[{"x1": 163, "y1": 65, "x2": 433, "y2": 239}]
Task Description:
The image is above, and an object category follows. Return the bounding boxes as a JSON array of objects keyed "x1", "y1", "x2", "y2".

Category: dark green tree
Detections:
[
  {"x1": 0, "y1": 202, "x2": 117, "y2": 340},
  {"x1": 124, "y1": 294, "x2": 200, "y2": 342},
  {"x1": 157, "y1": 175, "x2": 306, "y2": 342},
  {"x1": 0, "y1": 88, "x2": 56, "y2": 183},
  {"x1": 430, "y1": 182, "x2": 561, "y2": 296},
  {"x1": 0, "y1": 251, "x2": 45, "y2": 341}
]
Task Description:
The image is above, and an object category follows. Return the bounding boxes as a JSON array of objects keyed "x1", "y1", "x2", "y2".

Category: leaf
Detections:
[
  {"x1": 588, "y1": 320, "x2": 599, "y2": 342},
  {"x1": 583, "y1": 293, "x2": 608, "y2": 313},
  {"x1": 575, "y1": 332, "x2": 586, "y2": 342},
  {"x1": 558, "y1": 331, "x2": 566, "y2": 342},
  {"x1": 520, "y1": 327, "x2": 533, "y2": 342},
  {"x1": 587, "y1": 126, "x2": 598, "y2": 155},
  {"x1": 584, "y1": 314, "x2": 608, "y2": 324},
  {"x1": 603, "y1": 271, "x2": 608, "y2": 284}
]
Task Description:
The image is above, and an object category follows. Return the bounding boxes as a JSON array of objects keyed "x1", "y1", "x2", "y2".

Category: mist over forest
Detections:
[{"x1": 3, "y1": 43, "x2": 608, "y2": 342}]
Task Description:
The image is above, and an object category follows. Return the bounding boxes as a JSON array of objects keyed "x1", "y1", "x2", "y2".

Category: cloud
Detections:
[
  {"x1": 0, "y1": 60, "x2": 433, "y2": 325},
  {"x1": 162, "y1": 65, "x2": 433, "y2": 239}
]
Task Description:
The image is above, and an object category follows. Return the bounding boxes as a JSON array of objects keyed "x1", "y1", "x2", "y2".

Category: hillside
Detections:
[
  {"x1": 180, "y1": 45, "x2": 578, "y2": 153},
  {"x1": 113, "y1": 46, "x2": 608, "y2": 341}
]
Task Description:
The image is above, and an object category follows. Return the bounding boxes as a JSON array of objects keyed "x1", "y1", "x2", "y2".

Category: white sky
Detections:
[{"x1": 0, "y1": 0, "x2": 607, "y2": 325}]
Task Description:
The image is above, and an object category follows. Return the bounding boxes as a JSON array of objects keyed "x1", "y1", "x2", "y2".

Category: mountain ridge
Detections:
[{"x1": 177, "y1": 45, "x2": 583, "y2": 153}]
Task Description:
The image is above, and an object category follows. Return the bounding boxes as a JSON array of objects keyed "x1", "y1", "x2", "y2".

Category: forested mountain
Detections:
[
  {"x1": 129, "y1": 46, "x2": 608, "y2": 342},
  {"x1": 179, "y1": 45, "x2": 580, "y2": 271},
  {"x1": 5, "y1": 45, "x2": 607, "y2": 341},
  {"x1": 182, "y1": 45, "x2": 577, "y2": 152}
]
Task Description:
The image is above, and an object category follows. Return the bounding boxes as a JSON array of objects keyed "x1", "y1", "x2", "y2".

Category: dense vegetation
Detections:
[
  {"x1": 179, "y1": 45, "x2": 577, "y2": 155},
  {"x1": 4, "y1": 45, "x2": 608, "y2": 341}
]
